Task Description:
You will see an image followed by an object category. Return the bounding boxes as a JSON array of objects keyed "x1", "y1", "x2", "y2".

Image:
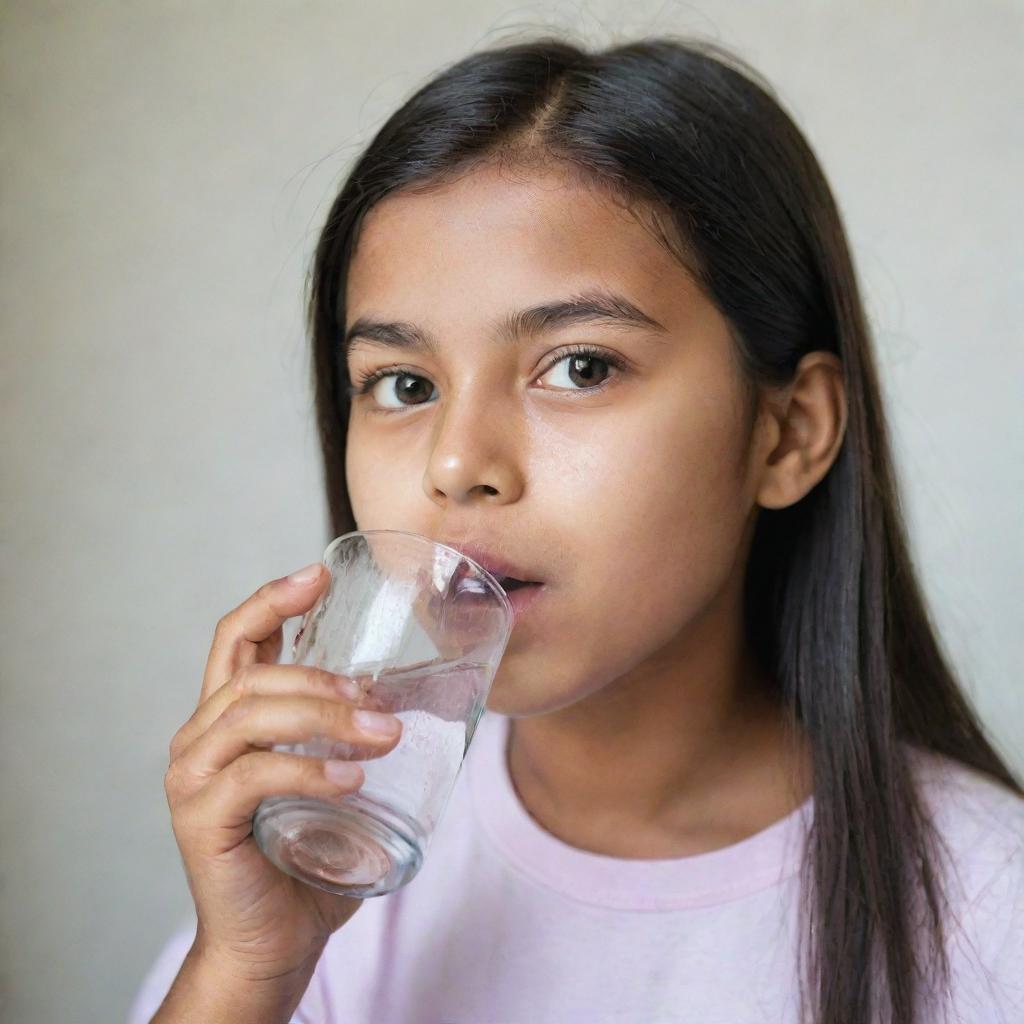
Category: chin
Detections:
[
  {"x1": 483, "y1": 659, "x2": 594, "y2": 719},
  {"x1": 483, "y1": 668, "x2": 542, "y2": 718}
]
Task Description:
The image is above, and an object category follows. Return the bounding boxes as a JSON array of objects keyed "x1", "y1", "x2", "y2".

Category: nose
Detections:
[{"x1": 422, "y1": 388, "x2": 525, "y2": 507}]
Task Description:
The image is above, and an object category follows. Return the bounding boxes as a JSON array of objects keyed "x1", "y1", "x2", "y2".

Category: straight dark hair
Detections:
[{"x1": 303, "y1": 34, "x2": 1021, "y2": 1024}]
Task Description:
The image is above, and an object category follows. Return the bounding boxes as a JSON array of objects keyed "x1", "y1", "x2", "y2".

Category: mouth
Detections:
[
  {"x1": 495, "y1": 577, "x2": 541, "y2": 593},
  {"x1": 493, "y1": 575, "x2": 546, "y2": 626},
  {"x1": 442, "y1": 541, "x2": 545, "y2": 594}
]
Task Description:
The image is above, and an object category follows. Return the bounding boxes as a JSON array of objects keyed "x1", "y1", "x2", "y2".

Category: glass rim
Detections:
[{"x1": 322, "y1": 528, "x2": 515, "y2": 621}]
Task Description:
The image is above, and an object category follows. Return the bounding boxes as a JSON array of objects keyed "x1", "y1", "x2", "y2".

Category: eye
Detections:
[
  {"x1": 345, "y1": 343, "x2": 626, "y2": 413},
  {"x1": 347, "y1": 368, "x2": 437, "y2": 410},
  {"x1": 537, "y1": 346, "x2": 623, "y2": 393}
]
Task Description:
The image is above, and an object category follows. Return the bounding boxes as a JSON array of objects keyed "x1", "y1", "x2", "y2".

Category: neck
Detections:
[{"x1": 505, "y1": 582, "x2": 812, "y2": 859}]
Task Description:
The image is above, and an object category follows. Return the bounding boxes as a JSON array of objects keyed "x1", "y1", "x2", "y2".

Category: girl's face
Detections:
[{"x1": 344, "y1": 163, "x2": 769, "y2": 716}]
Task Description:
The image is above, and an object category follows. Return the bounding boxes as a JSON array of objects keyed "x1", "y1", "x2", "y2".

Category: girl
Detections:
[{"x1": 128, "y1": 35, "x2": 1023, "y2": 1024}]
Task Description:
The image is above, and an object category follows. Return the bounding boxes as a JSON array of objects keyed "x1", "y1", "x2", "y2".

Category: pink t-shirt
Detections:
[{"x1": 126, "y1": 711, "x2": 1024, "y2": 1023}]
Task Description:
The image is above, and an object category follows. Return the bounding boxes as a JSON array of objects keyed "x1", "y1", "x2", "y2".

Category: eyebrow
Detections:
[{"x1": 342, "y1": 287, "x2": 667, "y2": 357}]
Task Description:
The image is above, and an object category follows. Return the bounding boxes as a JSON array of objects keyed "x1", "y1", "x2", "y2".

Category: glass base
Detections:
[{"x1": 253, "y1": 795, "x2": 424, "y2": 898}]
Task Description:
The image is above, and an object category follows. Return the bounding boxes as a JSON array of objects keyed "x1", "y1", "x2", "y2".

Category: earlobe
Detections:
[
  {"x1": 754, "y1": 352, "x2": 847, "y2": 511},
  {"x1": 756, "y1": 448, "x2": 808, "y2": 510}
]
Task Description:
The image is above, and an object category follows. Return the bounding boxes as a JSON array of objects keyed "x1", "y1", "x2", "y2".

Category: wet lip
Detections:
[{"x1": 443, "y1": 542, "x2": 544, "y2": 588}]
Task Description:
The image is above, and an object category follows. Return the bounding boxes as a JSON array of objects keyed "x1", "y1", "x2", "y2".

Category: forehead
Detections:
[{"x1": 344, "y1": 163, "x2": 698, "y2": 322}]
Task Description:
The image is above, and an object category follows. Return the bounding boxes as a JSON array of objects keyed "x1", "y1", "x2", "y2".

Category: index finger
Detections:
[{"x1": 199, "y1": 563, "x2": 329, "y2": 703}]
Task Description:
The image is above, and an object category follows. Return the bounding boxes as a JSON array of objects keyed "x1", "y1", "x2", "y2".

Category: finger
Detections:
[
  {"x1": 170, "y1": 693, "x2": 403, "y2": 798},
  {"x1": 174, "y1": 750, "x2": 366, "y2": 854},
  {"x1": 200, "y1": 563, "x2": 330, "y2": 703},
  {"x1": 172, "y1": 663, "x2": 367, "y2": 761}
]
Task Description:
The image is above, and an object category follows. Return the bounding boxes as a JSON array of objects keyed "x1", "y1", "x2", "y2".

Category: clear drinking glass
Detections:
[{"x1": 253, "y1": 529, "x2": 514, "y2": 898}]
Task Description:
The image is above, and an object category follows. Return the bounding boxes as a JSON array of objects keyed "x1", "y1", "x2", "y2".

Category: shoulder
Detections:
[
  {"x1": 908, "y1": 746, "x2": 1024, "y2": 883},
  {"x1": 908, "y1": 748, "x2": 1024, "y2": 1017}
]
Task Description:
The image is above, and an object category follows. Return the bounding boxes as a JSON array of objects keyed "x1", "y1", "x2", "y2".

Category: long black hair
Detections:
[{"x1": 303, "y1": 34, "x2": 1021, "y2": 1024}]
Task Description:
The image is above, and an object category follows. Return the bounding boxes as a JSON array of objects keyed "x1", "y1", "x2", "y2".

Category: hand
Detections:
[{"x1": 163, "y1": 563, "x2": 403, "y2": 984}]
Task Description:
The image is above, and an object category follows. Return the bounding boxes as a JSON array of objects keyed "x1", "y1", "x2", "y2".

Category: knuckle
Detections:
[
  {"x1": 168, "y1": 726, "x2": 189, "y2": 763},
  {"x1": 317, "y1": 696, "x2": 349, "y2": 728},
  {"x1": 221, "y1": 693, "x2": 258, "y2": 726},
  {"x1": 229, "y1": 752, "x2": 261, "y2": 788},
  {"x1": 254, "y1": 578, "x2": 278, "y2": 607},
  {"x1": 231, "y1": 666, "x2": 255, "y2": 698},
  {"x1": 212, "y1": 612, "x2": 235, "y2": 642},
  {"x1": 163, "y1": 760, "x2": 183, "y2": 797}
]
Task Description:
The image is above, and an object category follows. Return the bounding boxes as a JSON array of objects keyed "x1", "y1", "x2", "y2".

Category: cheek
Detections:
[
  {"x1": 534, "y1": 382, "x2": 749, "y2": 575},
  {"x1": 526, "y1": 392, "x2": 751, "y2": 690},
  {"x1": 344, "y1": 425, "x2": 420, "y2": 526}
]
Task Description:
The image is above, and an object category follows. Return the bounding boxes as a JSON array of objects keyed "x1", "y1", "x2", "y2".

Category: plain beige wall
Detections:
[{"x1": 1, "y1": 1, "x2": 1021, "y2": 1020}]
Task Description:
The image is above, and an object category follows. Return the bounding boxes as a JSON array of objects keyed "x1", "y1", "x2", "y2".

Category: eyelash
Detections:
[{"x1": 345, "y1": 344, "x2": 627, "y2": 409}]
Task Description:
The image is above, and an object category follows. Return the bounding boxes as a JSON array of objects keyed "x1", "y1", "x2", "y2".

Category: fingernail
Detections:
[
  {"x1": 336, "y1": 677, "x2": 362, "y2": 701},
  {"x1": 287, "y1": 563, "x2": 321, "y2": 585},
  {"x1": 324, "y1": 760, "x2": 362, "y2": 785},
  {"x1": 353, "y1": 709, "x2": 402, "y2": 737}
]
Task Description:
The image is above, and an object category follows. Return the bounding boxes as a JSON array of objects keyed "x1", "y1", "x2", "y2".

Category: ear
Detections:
[{"x1": 754, "y1": 352, "x2": 848, "y2": 510}]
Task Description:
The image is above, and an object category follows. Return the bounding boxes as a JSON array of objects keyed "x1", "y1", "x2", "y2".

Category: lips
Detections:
[
  {"x1": 500, "y1": 578, "x2": 546, "y2": 626},
  {"x1": 442, "y1": 541, "x2": 544, "y2": 590}
]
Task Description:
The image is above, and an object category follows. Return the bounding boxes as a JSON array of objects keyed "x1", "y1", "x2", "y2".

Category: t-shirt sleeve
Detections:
[
  {"x1": 124, "y1": 918, "x2": 196, "y2": 1024},
  {"x1": 124, "y1": 917, "x2": 318, "y2": 1024}
]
